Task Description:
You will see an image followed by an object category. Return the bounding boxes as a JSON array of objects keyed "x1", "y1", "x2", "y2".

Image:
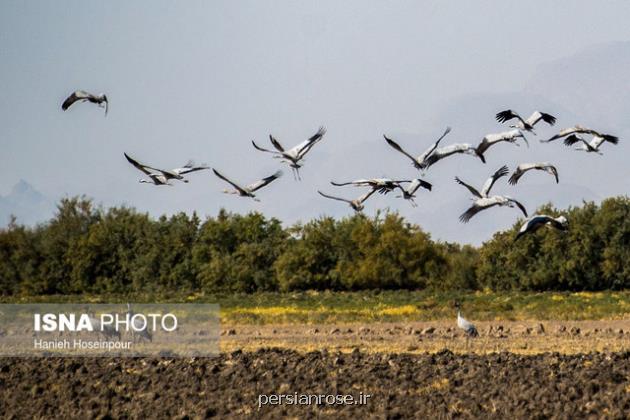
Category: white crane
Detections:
[
  {"x1": 495, "y1": 110, "x2": 556, "y2": 133},
  {"x1": 541, "y1": 125, "x2": 618, "y2": 144},
  {"x1": 394, "y1": 179, "x2": 432, "y2": 207},
  {"x1": 508, "y1": 163, "x2": 559, "y2": 185},
  {"x1": 212, "y1": 169, "x2": 282, "y2": 201},
  {"x1": 422, "y1": 143, "x2": 486, "y2": 169},
  {"x1": 456, "y1": 165, "x2": 527, "y2": 222},
  {"x1": 455, "y1": 302, "x2": 478, "y2": 337},
  {"x1": 563, "y1": 134, "x2": 619, "y2": 154},
  {"x1": 515, "y1": 215, "x2": 568, "y2": 242},
  {"x1": 62, "y1": 90, "x2": 108, "y2": 115},
  {"x1": 124, "y1": 153, "x2": 209, "y2": 185},
  {"x1": 459, "y1": 195, "x2": 527, "y2": 223},
  {"x1": 331, "y1": 178, "x2": 432, "y2": 195},
  {"x1": 383, "y1": 127, "x2": 451, "y2": 170},
  {"x1": 252, "y1": 126, "x2": 326, "y2": 180},
  {"x1": 476, "y1": 129, "x2": 528, "y2": 160},
  {"x1": 317, "y1": 189, "x2": 376, "y2": 212}
]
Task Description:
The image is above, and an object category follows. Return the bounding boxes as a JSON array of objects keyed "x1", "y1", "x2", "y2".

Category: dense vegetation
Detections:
[{"x1": 1, "y1": 196, "x2": 629, "y2": 296}]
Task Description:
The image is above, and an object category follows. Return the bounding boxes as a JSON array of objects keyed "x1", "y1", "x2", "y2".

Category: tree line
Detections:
[{"x1": 1, "y1": 196, "x2": 629, "y2": 295}]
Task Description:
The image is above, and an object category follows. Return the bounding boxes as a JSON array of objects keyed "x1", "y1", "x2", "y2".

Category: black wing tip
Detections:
[
  {"x1": 508, "y1": 175, "x2": 518, "y2": 186},
  {"x1": 563, "y1": 135, "x2": 580, "y2": 146},
  {"x1": 123, "y1": 152, "x2": 136, "y2": 164},
  {"x1": 541, "y1": 112, "x2": 557, "y2": 125},
  {"x1": 495, "y1": 109, "x2": 513, "y2": 123},
  {"x1": 605, "y1": 135, "x2": 619, "y2": 144}
]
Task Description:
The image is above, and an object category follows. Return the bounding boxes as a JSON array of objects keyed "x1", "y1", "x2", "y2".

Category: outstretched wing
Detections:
[
  {"x1": 252, "y1": 140, "x2": 281, "y2": 155},
  {"x1": 330, "y1": 180, "x2": 372, "y2": 187},
  {"x1": 543, "y1": 126, "x2": 581, "y2": 142},
  {"x1": 481, "y1": 165, "x2": 509, "y2": 196},
  {"x1": 602, "y1": 134, "x2": 619, "y2": 145},
  {"x1": 509, "y1": 198, "x2": 528, "y2": 217},
  {"x1": 413, "y1": 178, "x2": 432, "y2": 192},
  {"x1": 307, "y1": 126, "x2": 327, "y2": 143},
  {"x1": 356, "y1": 188, "x2": 377, "y2": 204},
  {"x1": 124, "y1": 153, "x2": 155, "y2": 176},
  {"x1": 417, "y1": 126, "x2": 452, "y2": 162},
  {"x1": 495, "y1": 109, "x2": 522, "y2": 124},
  {"x1": 405, "y1": 178, "x2": 432, "y2": 195},
  {"x1": 212, "y1": 169, "x2": 249, "y2": 195},
  {"x1": 526, "y1": 111, "x2": 556, "y2": 127},
  {"x1": 173, "y1": 161, "x2": 210, "y2": 175},
  {"x1": 546, "y1": 164, "x2": 559, "y2": 183},
  {"x1": 563, "y1": 134, "x2": 587, "y2": 147},
  {"x1": 383, "y1": 135, "x2": 419, "y2": 166},
  {"x1": 455, "y1": 177, "x2": 483, "y2": 198},
  {"x1": 459, "y1": 202, "x2": 489, "y2": 223},
  {"x1": 295, "y1": 127, "x2": 326, "y2": 159},
  {"x1": 62, "y1": 90, "x2": 92, "y2": 110},
  {"x1": 247, "y1": 170, "x2": 283, "y2": 191},
  {"x1": 318, "y1": 190, "x2": 351, "y2": 204},
  {"x1": 269, "y1": 135, "x2": 285, "y2": 153},
  {"x1": 508, "y1": 167, "x2": 524, "y2": 185}
]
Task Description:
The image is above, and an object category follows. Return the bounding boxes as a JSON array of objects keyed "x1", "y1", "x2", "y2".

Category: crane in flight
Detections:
[
  {"x1": 514, "y1": 215, "x2": 568, "y2": 242},
  {"x1": 495, "y1": 109, "x2": 556, "y2": 133},
  {"x1": 383, "y1": 127, "x2": 451, "y2": 170},
  {"x1": 62, "y1": 90, "x2": 109, "y2": 115},
  {"x1": 508, "y1": 163, "x2": 559, "y2": 185},
  {"x1": 252, "y1": 127, "x2": 326, "y2": 180},
  {"x1": 455, "y1": 165, "x2": 527, "y2": 223},
  {"x1": 563, "y1": 134, "x2": 619, "y2": 154},
  {"x1": 124, "y1": 153, "x2": 209, "y2": 186},
  {"x1": 212, "y1": 169, "x2": 282, "y2": 201},
  {"x1": 317, "y1": 189, "x2": 376, "y2": 213},
  {"x1": 541, "y1": 125, "x2": 618, "y2": 144},
  {"x1": 476, "y1": 129, "x2": 528, "y2": 161},
  {"x1": 331, "y1": 178, "x2": 431, "y2": 195},
  {"x1": 394, "y1": 179, "x2": 433, "y2": 207}
]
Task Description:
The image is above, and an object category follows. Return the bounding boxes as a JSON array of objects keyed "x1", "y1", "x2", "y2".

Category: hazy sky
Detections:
[{"x1": 2, "y1": 1, "x2": 630, "y2": 244}]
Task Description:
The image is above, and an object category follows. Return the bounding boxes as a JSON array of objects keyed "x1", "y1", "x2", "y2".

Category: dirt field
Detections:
[
  {"x1": 0, "y1": 349, "x2": 629, "y2": 419},
  {"x1": 1, "y1": 320, "x2": 629, "y2": 418},
  {"x1": 221, "y1": 320, "x2": 630, "y2": 354}
]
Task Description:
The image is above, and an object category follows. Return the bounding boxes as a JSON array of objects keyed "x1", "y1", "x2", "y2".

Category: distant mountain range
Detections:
[
  {"x1": 0, "y1": 180, "x2": 56, "y2": 227},
  {"x1": 525, "y1": 41, "x2": 630, "y2": 129}
]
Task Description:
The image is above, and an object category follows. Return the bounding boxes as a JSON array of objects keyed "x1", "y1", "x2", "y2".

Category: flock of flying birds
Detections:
[{"x1": 62, "y1": 90, "x2": 619, "y2": 241}]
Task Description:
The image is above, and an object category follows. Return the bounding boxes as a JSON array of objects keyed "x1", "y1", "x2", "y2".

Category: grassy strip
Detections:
[{"x1": 2, "y1": 290, "x2": 629, "y2": 324}]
